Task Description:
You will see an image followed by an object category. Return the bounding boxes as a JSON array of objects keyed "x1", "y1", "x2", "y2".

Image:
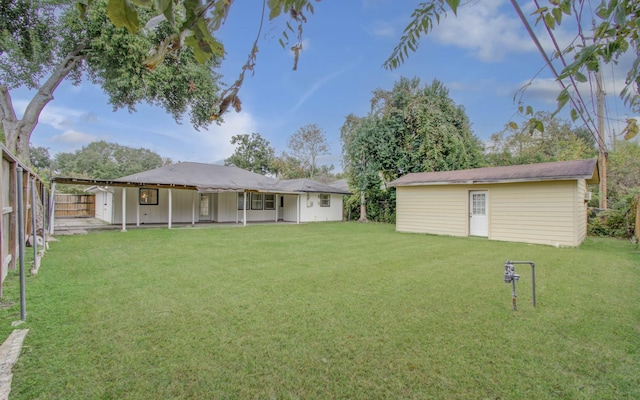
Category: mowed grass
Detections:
[{"x1": 0, "y1": 222, "x2": 638, "y2": 399}]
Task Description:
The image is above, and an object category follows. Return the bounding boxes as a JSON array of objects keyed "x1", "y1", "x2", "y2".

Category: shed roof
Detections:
[{"x1": 388, "y1": 158, "x2": 599, "y2": 187}]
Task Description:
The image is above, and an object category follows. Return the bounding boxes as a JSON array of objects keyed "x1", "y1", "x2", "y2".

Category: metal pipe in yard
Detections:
[
  {"x1": 509, "y1": 261, "x2": 536, "y2": 308},
  {"x1": 16, "y1": 167, "x2": 26, "y2": 321}
]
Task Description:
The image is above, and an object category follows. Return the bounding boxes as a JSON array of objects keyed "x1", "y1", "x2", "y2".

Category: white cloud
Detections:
[
  {"x1": 432, "y1": 0, "x2": 536, "y2": 62},
  {"x1": 159, "y1": 111, "x2": 259, "y2": 163},
  {"x1": 51, "y1": 130, "x2": 99, "y2": 145},
  {"x1": 13, "y1": 100, "x2": 86, "y2": 130}
]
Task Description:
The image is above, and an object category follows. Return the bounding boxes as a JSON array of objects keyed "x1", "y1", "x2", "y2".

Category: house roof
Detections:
[
  {"x1": 54, "y1": 162, "x2": 351, "y2": 194},
  {"x1": 115, "y1": 162, "x2": 278, "y2": 192},
  {"x1": 388, "y1": 158, "x2": 599, "y2": 187},
  {"x1": 274, "y1": 178, "x2": 350, "y2": 195}
]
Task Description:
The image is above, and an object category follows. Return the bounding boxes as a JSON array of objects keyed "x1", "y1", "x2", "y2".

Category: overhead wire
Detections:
[{"x1": 511, "y1": 0, "x2": 611, "y2": 152}]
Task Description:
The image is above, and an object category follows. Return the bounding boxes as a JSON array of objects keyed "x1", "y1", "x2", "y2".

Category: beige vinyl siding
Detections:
[
  {"x1": 396, "y1": 186, "x2": 468, "y2": 236},
  {"x1": 575, "y1": 179, "x2": 587, "y2": 244},
  {"x1": 396, "y1": 179, "x2": 588, "y2": 246},
  {"x1": 490, "y1": 181, "x2": 579, "y2": 246}
]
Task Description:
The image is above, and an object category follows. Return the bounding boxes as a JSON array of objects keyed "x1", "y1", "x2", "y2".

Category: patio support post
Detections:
[
  {"x1": 243, "y1": 191, "x2": 247, "y2": 226},
  {"x1": 136, "y1": 193, "x2": 140, "y2": 227},
  {"x1": 275, "y1": 193, "x2": 278, "y2": 222},
  {"x1": 297, "y1": 194, "x2": 300, "y2": 224},
  {"x1": 191, "y1": 192, "x2": 196, "y2": 226},
  {"x1": 168, "y1": 189, "x2": 173, "y2": 229},
  {"x1": 121, "y1": 187, "x2": 127, "y2": 232},
  {"x1": 49, "y1": 181, "x2": 56, "y2": 235}
]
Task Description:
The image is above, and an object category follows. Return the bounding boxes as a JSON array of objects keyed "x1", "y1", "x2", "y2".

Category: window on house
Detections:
[
  {"x1": 237, "y1": 193, "x2": 246, "y2": 210},
  {"x1": 319, "y1": 193, "x2": 330, "y2": 207},
  {"x1": 251, "y1": 193, "x2": 264, "y2": 210},
  {"x1": 139, "y1": 188, "x2": 158, "y2": 205},
  {"x1": 264, "y1": 194, "x2": 275, "y2": 210}
]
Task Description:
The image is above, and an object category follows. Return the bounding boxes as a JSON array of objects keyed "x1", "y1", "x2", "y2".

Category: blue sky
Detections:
[{"x1": 15, "y1": 0, "x2": 637, "y2": 170}]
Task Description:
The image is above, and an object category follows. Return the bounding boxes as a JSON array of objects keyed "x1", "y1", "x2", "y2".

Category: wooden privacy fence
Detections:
[
  {"x1": 54, "y1": 194, "x2": 95, "y2": 218},
  {"x1": 0, "y1": 143, "x2": 49, "y2": 299}
]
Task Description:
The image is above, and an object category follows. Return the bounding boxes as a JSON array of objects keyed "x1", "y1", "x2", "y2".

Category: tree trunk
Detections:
[
  {"x1": 0, "y1": 45, "x2": 86, "y2": 161},
  {"x1": 358, "y1": 191, "x2": 368, "y2": 222}
]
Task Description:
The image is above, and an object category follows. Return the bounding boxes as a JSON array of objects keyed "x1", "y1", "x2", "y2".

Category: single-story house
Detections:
[
  {"x1": 388, "y1": 158, "x2": 599, "y2": 247},
  {"x1": 51, "y1": 162, "x2": 350, "y2": 232}
]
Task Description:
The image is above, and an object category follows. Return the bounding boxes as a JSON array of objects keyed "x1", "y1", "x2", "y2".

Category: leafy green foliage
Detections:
[
  {"x1": 341, "y1": 77, "x2": 484, "y2": 222},
  {"x1": 588, "y1": 191, "x2": 639, "y2": 238},
  {"x1": 485, "y1": 112, "x2": 597, "y2": 166},
  {"x1": 0, "y1": 0, "x2": 223, "y2": 160},
  {"x1": 224, "y1": 133, "x2": 276, "y2": 175},
  {"x1": 588, "y1": 140, "x2": 640, "y2": 238},
  {"x1": 54, "y1": 140, "x2": 168, "y2": 180},
  {"x1": 607, "y1": 139, "x2": 640, "y2": 205}
]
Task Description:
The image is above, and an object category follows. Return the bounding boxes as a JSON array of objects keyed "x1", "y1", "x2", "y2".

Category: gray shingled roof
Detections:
[
  {"x1": 115, "y1": 162, "x2": 278, "y2": 192},
  {"x1": 111, "y1": 162, "x2": 351, "y2": 194},
  {"x1": 274, "y1": 178, "x2": 351, "y2": 195},
  {"x1": 389, "y1": 158, "x2": 599, "y2": 187}
]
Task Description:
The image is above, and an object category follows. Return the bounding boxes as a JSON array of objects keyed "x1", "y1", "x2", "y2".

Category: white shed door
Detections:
[{"x1": 469, "y1": 191, "x2": 488, "y2": 237}]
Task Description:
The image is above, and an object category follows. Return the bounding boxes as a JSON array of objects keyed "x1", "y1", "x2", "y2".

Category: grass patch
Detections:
[{"x1": 0, "y1": 223, "x2": 639, "y2": 399}]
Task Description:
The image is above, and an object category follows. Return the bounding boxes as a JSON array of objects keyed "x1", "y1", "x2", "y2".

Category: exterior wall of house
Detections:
[
  {"x1": 113, "y1": 187, "x2": 197, "y2": 224},
  {"x1": 298, "y1": 193, "x2": 345, "y2": 222},
  {"x1": 395, "y1": 179, "x2": 586, "y2": 246},
  {"x1": 281, "y1": 195, "x2": 299, "y2": 222},
  {"x1": 216, "y1": 192, "x2": 240, "y2": 223},
  {"x1": 108, "y1": 188, "x2": 344, "y2": 225}
]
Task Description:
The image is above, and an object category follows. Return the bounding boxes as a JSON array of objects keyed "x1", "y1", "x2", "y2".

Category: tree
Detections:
[
  {"x1": 0, "y1": 0, "x2": 221, "y2": 161},
  {"x1": 224, "y1": 133, "x2": 276, "y2": 175},
  {"x1": 287, "y1": 124, "x2": 330, "y2": 179},
  {"x1": 99, "y1": 0, "x2": 315, "y2": 121},
  {"x1": 383, "y1": 0, "x2": 640, "y2": 141},
  {"x1": 54, "y1": 141, "x2": 168, "y2": 179},
  {"x1": 607, "y1": 140, "x2": 640, "y2": 205},
  {"x1": 341, "y1": 77, "x2": 484, "y2": 222},
  {"x1": 485, "y1": 112, "x2": 597, "y2": 166}
]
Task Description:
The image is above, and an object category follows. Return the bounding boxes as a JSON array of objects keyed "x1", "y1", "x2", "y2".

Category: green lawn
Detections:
[{"x1": 0, "y1": 223, "x2": 638, "y2": 399}]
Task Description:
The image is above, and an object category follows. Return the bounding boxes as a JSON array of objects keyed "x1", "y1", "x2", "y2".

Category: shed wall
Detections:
[
  {"x1": 489, "y1": 181, "x2": 579, "y2": 246},
  {"x1": 395, "y1": 179, "x2": 586, "y2": 246},
  {"x1": 395, "y1": 185, "x2": 469, "y2": 236}
]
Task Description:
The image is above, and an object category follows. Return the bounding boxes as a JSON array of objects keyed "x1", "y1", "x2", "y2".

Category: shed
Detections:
[{"x1": 388, "y1": 158, "x2": 599, "y2": 246}]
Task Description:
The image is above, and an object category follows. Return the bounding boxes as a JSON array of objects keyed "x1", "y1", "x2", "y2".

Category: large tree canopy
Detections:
[
  {"x1": 224, "y1": 133, "x2": 276, "y2": 175},
  {"x1": 341, "y1": 77, "x2": 484, "y2": 222},
  {"x1": 54, "y1": 140, "x2": 169, "y2": 180},
  {"x1": 0, "y1": 0, "x2": 222, "y2": 161}
]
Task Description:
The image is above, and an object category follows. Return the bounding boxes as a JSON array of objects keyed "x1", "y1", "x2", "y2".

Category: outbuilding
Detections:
[{"x1": 388, "y1": 158, "x2": 599, "y2": 246}]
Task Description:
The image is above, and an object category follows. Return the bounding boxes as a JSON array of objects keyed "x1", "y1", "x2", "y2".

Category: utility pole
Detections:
[{"x1": 596, "y1": 70, "x2": 607, "y2": 209}]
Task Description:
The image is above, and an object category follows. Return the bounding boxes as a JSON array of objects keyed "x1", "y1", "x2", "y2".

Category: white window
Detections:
[
  {"x1": 251, "y1": 193, "x2": 263, "y2": 210},
  {"x1": 319, "y1": 194, "x2": 330, "y2": 207},
  {"x1": 264, "y1": 194, "x2": 275, "y2": 210}
]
